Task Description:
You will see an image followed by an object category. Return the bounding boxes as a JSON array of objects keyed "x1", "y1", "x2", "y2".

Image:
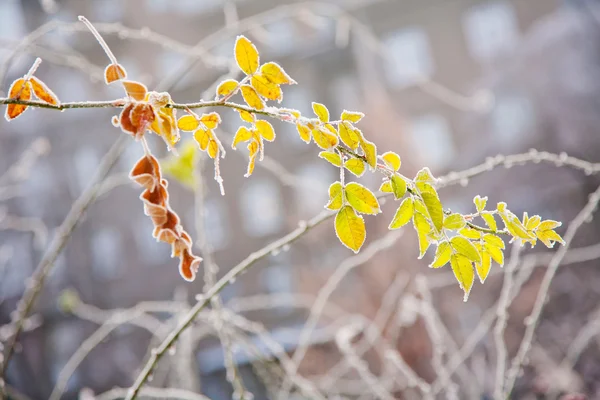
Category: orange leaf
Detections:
[
  {"x1": 5, "y1": 78, "x2": 32, "y2": 121},
  {"x1": 29, "y1": 76, "x2": 60, "y2": 105},
  {"x1": 104, "y1": 63, "x2": 127, "y2": 84},
  {"x1": 122, "y1": 80, "x2": 148, "y2": 101}
]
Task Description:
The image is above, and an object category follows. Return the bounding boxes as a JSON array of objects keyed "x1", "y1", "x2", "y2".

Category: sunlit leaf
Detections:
[
  {"x1": 389, "y1": 197, "x2": 414, "y2": 230},
  {"x1": 312, "y1": 102, "x2": 329, "y2": 122},
  {"x1": 381, "y1": 151, "x2": 401, "y2": 171},
  {"x1": 235, "y1": 35, "x2": 259, "y2": 75},
  {"x1": 475, "y1": 250, "x2": 492, "y2": 283},
  {"x1": 194, "y1": 128, "x2": 212, "y2": 151},
  {"x1": 345, "y1": 158, "x2": 366, "y2": 177},
  {"x1": 238, "y1": 109, "x2": 254, "y2": 123},
  {"x1": 312, "y1": 126, "x2": 338, "y2": 149},
  {"x1": 240, "y1": 85, "x2": 264, "y2": 110},
  {"x1": 122, "y1": 80, "x2": 147, "y2": 101},
  {"x1": 537, "y1": 220, "x2": 562, "y2": 231},
  {"x1": 29, "y1": 76, "x2": 59, "y2": 105},
  {"x1": 5, "y1": 78, "x2": 32, "y2": 120},
  {"x1": 260, "y1": 62, "x2": 295, "y2": 84},
  {"x1": 216, "y1": 79, "x2": 239, "y2": 97},
  {"x1": 483, "y1": 233, "x2": 505, "y2": 249},
  {"x1": 390, "y1": 175, "x2": 407, "y2": 200},
  {"x1": 232, "y1": 126, "x2": 252, "y2": 149},
  {"x1": 360, "y1": 139, "x2": 377, "y2": 169},
  {"x1": 345, "y1": 182, "x2": 380, "y2": 215},
  {"x1": 450, "y1": 236, "x2": 481, "y2": 264},
  {"x1": 474, "y1": 195, "x2": 487, "y2": 213},
  {"x1": 319, "y1": 151, "x2": 342, "y2": 167},
  {"x1": 481, "y1": 212, "x2": 497, "y2": 231},
  {"x1": 326, "y1": 181, "x2": 343, "y2": 210},
  {"x1": 413, "y1": 212, "x2": 432, "y2": 258},
  {"x1": 341, "y1": 110, "x2": 364, "y2": 123},
  {"x1": 207, "y1": 139, "x2": 218, "y2": 159},
  {"x1": 199, "y1": 112, "x2": 221, "y2": 129},
  {"x1": 177, "y1": 115, "x2": 199, "y2": 131},
  {"x1": 104, "y1": 63, "x2": 127, "y2": 84},
  {"x1": 459, "y1": 227, "x2": 482, "y2": 240},
  {"x1": 485, "y1": 243, "x2": 504, "y2": 266},
  {"x1": 251, "y1": 74, "x2": 282, "y2": 101},
  {"x1": 430, "y1": 241, "x2": 451, "y2": 268},
  {"x1": 338, "y1": 121, "x2": 360, "y2": 150},
  {"x1": 525, "y1": 215, "x2": 541, "y2": 230},
  {"x1": 444, "y1": 213, "x2": 466, "y2": 230},
  {"x1": 379, "y1": 180, "x2": 392, "y2": 193},
  {"x1": 335, "y1": 206, "x2": 366, "y2": 253},
  {"x1": 296, "y1": 123, "x2": 311, "y2": 143},
  {"x1": 451, "y1": 254, "x2": 475, "y2": 301},
  {"x1": 256, "y1": 120, "x2": 275, "y2": 141},
  {"x1": 421, "y1": 189, "x2": 443, "y2": 233},
  {"x1": 536, "y1": 229, "x2": 565, "y2": 248},
  {"x1": 245, "y1": 140, "x2": 259, "y2": 177}
]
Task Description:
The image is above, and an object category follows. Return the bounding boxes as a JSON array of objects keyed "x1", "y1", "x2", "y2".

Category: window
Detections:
[
  {"x1": 91, "y1": 228, "x2": 122, "y2": 280},
  {"x1": 383, "y1": 28, "x2": 434, "y2": 88},
  {"x1": 410, "y1": 114, "x2": 455, "y2": 169},
  {"x1": 463, "y1": 1, "x2": 519, "y2": 62},
  {"x1": 240, "y1": 179, "x2": 283, "y2": 237},
  {"x1": 295, "y1": 163, "x2": 335, "y2": 217}
]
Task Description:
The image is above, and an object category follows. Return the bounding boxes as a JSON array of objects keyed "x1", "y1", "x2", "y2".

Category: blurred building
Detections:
[{"x1": 0, "y1": 0, "x2": 574, "y2": 398}]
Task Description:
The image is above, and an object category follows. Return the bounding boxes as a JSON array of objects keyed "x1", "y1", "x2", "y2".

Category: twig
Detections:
[{"x1": 96, "y1": 387, "x2": 211, "y2": 400}]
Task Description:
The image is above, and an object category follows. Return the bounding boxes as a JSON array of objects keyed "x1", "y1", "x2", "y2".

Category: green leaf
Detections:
[
  {"x1": 335, "y1": 206, "x2": 366, "y2": 253},
  {"x1": 381, "y1": 151, "x2": 401, "y2": 171},
  {"x1": 430, "y1": 241, "x2": 451, "y2": 268},
  {"x1": 319, "y1": 151, "x2": 342, "y2": 167},
  {"x1": 444, "y1": 213, "x2": 466, "y2": 230},
  {"x1": 421, "y1": 190, "x2": 443, "y2": 233},
  {"x1": 413, "y1": 212, "x2": 432, "y2": 258},
  {"x1": 312, "y1": 102, "x2": 329, "y2": 122},
  {"x1": 345, "y1": 182, "x2": 380, "y2": 215},
  {"x1": 338, "y1": 121, "x2": 360, "y2": 150},
  {"x1": 389, "y1": 197, "x2": 414, "y2": 230},
  {"x1": 415, "y1": 167, "x2": 435, "y2": 192},
  {"x1": 379, "y1": 180, "x2": 392, "y2": 193},
  {"x1": 390, "y1": 175, "x2": 407, "y2": 200},
  {"x1": 450, "y1": 254, "x2": 475, "y2": 301},
  {"x1": 481, "y1": 212, "x2": 497, "y2": 231},
  {"x1": 459, "y1": 227, "x2": 482, "y2": 240},
  {"x1": 326, "y1": 181, "x2": 343, "y2": 210},
  {"x1": 474, "y1": 195, "x2": 487, "y2": 213},
  {"x1": 450, "y1": 236, "x2": 481, "y2": 264},
  {"x1": 483, "y1": 234, "x2": 505, "y2": 249},
  {"x1": 485, "y1": 243, "x2": 504, "y2": 266},
  {"x1": 525, "y1": 215, "x2": 541, "y2": 230},
  {"x1": 475, "y1": 248, "x2": 492, "y2": 283},
  {"x1": 341, "y1": 110, "x2": 364, "y2": 123},
  {"x1": 345, "y1": 158, "x2": 366, "y2": 177}
]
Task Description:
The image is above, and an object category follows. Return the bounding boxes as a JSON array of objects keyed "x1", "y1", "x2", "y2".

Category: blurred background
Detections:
[{"x1": 2, "y1": 0, "x2": 600, "y2": 399}]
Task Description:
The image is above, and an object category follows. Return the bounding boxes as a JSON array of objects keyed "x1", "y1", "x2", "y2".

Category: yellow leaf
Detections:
[
  {"x1": 421, "y1": 189, "x2": 443, "y2": 233},
  {"x1": 312, "y1": 126, "x2": 338, "y2": 149},
  {"x1": 335, "y1": 206, "x2": 366, "y2": 253},
  {"x1": 444, "y1": 213, "x2": 466, "y2": 230},
  {"x1": 379, "y1": 180, "x2": 392, "y2": 193},
  {"x1": 485, "y1": 243, "x2": 504, "y2": 266},
  {"x1": 122, "y1": 80, "x2": 148, "y2": 101},
  {"x1": 360, "y1": 139, "x2": 377, "y2": 169},
  {"x1": 483, "y1": 234, "x2": 505, "y2": 249},
  {"x1": 312, "y1": 102, "x2": 329, "y2": 122},
  {"x1": 240, "y1": 85, "x2": 264, "y2": 110},
  {"x1": 474, "y1": 195, "x2": 487, "y2": 213},
  {"x1": 413, "y1": 212, "x2": 432, "y2": 258},
  {"x1": 161, "y1": 140, "x2": 197, "y2": 189},
  {"x1": 319, "y1": 151, "x2": 342, "y2": 167},
  {"x1": 232, "y1": 126, "x2": 252, "y2": 149},
  {"x1": 338, "y1": 121, "x2": 360, "y2": 150},
  {"x1": 5, "y1": 78, "x2": 32, "y2": 120},
  {"x1": 381, "y1": 151, "x2": 401, "y2": 171},
  {"x1": 279, "y1": 108, "x2": 301, "y2": 118},
  {"x1": 536, "y1": 229, "x2": 565, "y2": 248},
  {"x1": 235, "y1": 35, "x2": 259, "y2": 75},
  {"x1": 341, "y1": 110, "x2": 364, "y2": 123},
  {"x1": 525, "y1": 215, "x2": 541, "y2": 230},
  {"x1": 29, "y1": 76, "x2": 59, "y2": 105},
  {"x1": 475, "y1": 250, "x2": 492, "y2": 283},
  {"x1": 345, "y1": 182, "x2": 380, "y2": 215},
  {"x1": 194, "y1": 128, "x2": 212, "y2": 151},
  {"x1": 207, "y1": 139, "x2": 218, "y2": 159},
  {"x1": 260, "y1": 62, "x2": 295, "y2": 84},
  {"x1": 238, "y1": 110, "x2": 255, "y2": 123},
  {"x1": 200, "y1": 112, "x2": 221, "y2": 129},
  {"x1": 216, "y1": 79, "x2": 239, "y2": 97},
  {"x1": 255, "y1": 120, "x2": 275, "y2": 142},
  {"x1": 415, "y1": 167, "x2": 436, "y2": 191},
  {"x1": 246, "y1": 140, "x2": 259, "y2": 177},
  {"x1": 177, "y1": 115, "x2": 199, "y2": 131},
  {"x1": 345, "y1": 158, "x2": 366, "y2": 177},
  {"x1": 451, "y1": 254, "x2": 475, "y2": 301},
  {"x1": 389, "y1": 197, "x2": 414, "y2": 230},
  {"x1": 296, "y1": 123, "x2": 311, "y2": 143},
  {"x1": 104, "y1": 63, "x2": 127, "y2": 84},
  {"x1": 537, "y1": 220, "x2": 561, "y2": 231},
  {"x1": 459, "y1": 227, "x2": 482, "y2": 240},
  {"x1": 481, "y1": 212, "x2": 497, "y2": 231},
  {"x1": 326, "y1": 182, "x2": 343, "y2": 210},
  {"x1": 390, "y1": 175, "x2": 407, "y2": 200},
  {"x1": 450, "y1": 236, "x2": 481, "y2": 264},
  {"x1": 251, "y1": 74, "x2": 282, "y2": 101},
  {"x1": 430, "y1": 241, "x2": 451, "y2": 268},
  {"x1": 501, "y1": 212, "x2": 534, "y2": 241}
]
